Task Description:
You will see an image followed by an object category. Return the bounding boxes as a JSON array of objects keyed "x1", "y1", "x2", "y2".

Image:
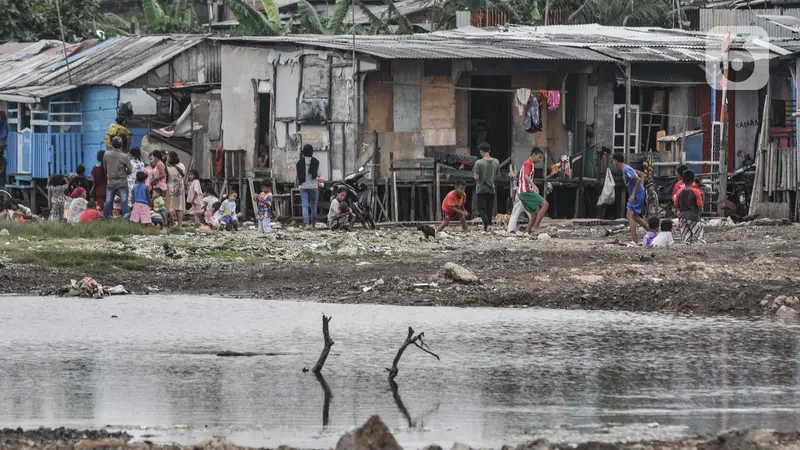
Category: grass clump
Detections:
[
  {"x1": 9, "y1": 249, "x2": 152, "y2": 274},
  {"x1": 0, "y1": 221, "x2": 184, "y2": 239}
]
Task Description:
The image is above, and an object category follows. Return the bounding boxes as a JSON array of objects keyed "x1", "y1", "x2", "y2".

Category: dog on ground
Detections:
[
  {"x1": 417, "y1": 225, "x2": 437, "y2": 240},
  {"x1": 494, "y1": 214, "x2": 510, "y2": 229}
]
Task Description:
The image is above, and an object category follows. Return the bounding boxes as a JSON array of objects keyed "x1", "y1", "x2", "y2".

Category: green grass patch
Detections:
[
  {"x1": 105, "y1": 235, "x2": 125, "y2": 243},
  {"x1": 0, "y1": 221, "x2": 186, "y2": 240},
  {"x1": 8, "y1": 249, "x2": 153, "y2": 274}
]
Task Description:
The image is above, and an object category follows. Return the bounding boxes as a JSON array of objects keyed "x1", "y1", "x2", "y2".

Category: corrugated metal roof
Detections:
[
  {"x1": 0, "y1": 35, "x2": 208, "y2": 102},
  {"x1": 215, "y1": 33, "x2": 616, "y2": 60},
  {"x1": 214, "y1": 24, "x2": 798, "y2": 62}
]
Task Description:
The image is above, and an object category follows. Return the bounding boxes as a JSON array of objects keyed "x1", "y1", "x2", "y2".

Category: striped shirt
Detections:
[{"x1": 518, "y1": 159, "x2": 539, "y2": 194}]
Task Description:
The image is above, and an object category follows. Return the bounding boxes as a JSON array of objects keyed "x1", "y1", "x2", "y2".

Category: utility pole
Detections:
[
  {"x1": 718, "y1": 33, "x2": 731, "y2": 217},
  {"x1": 624, "y1": 63, "x2": 632, "y2": 160}
]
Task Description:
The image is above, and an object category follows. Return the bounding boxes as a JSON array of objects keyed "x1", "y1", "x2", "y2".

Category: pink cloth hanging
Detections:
[{"x1": 546, "y1": 90, "x2": 561, "y2": 110}]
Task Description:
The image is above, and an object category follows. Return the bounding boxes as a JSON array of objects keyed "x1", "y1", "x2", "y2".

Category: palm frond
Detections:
[
  {"x1": 103, "y1": 12, "x2": 130, "y2": 29},
  {"x1": 356, "y1": 0, "x2": 385, "y2": 34},
  {"x1": 142, "y1": 0, "x2": 166, "y2": 26},
  {"x1": 385, "y1": 0, "x2": 413, "y2": 34},
  {"x1": 298, "y1": 0, "x2": 326, "y2": 33},
  {"x1": 226, "y1": 0, "x2": 281, "y2": 35},
  {"x1": 326, "y1": 0, "x2": 351, "y2": 34},
  {"x1": 260, "y1": 0, "x2": 282, "y2": 32}
]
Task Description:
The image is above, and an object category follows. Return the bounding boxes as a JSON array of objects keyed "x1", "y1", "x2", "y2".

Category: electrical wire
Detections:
[{"x1": 54, "y1": 0, "x2": 74, "y2": 85}]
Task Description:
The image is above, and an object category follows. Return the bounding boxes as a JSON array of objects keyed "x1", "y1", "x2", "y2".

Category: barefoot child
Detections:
[
  {"x1": 256, "y1": 185, "x2": 273, "y2": 233},
  {"x1": 152, "y1": 188, "x2": 167, "y2": 225},
  {"x1": 129, "y1": 172, "x2": 152, "y2": 225},
  {"x1": 202, "y1": 185, "x2": 219, "y2": 226},
  {"x1": 675, "y1": 170, "x2": 705, "y2": 244},
  {"x1": 641, "y1": 216, "x2": 660, "y2": 247},
  {"x1": 613, "y1": 153, "x2": 649, "y2": 244},
  {"x1": 435, "y1": 179, "x2": 469, "y2": 234},
  {"x1": 186, "y1": 169, "x2": 204, "y2": 227}
]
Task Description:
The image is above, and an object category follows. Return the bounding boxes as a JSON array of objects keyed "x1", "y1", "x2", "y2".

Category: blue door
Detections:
[{"x1": 684, "y1": 134, "x2": 703, "y2": 175}]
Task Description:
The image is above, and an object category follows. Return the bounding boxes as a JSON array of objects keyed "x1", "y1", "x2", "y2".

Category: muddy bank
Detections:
[
  {"x1": 2, "y1": 223, "x2": 800, "y2": 315},
  {"x1": 3, "y1": 421, "x2": 800, "y2": 450}
]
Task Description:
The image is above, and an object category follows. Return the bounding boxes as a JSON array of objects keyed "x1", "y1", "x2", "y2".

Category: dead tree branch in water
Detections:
[
  {"x1": 315, "y1": 372, "x2": 333, "y2": 427},
  {"x1": 389, "y1": 379, "x2": 441, "y2": 429},
  {"x1": 387, "y1": 327, "x2": 440, "y2": 382},
  {"x1": 312, "y1": 314, "x2": 334, "y2": 375}
]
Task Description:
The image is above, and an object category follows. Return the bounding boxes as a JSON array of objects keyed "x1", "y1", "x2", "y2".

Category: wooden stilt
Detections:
[
  {"x1": 410, "y1": 184, "x2": 416, "y2": 222},
  {"x1": 427, "y1": 184, "x2": 434, "y2": 222},
  {"x1": 434, "y1": 163, "x2": 441, "y2": 221}
]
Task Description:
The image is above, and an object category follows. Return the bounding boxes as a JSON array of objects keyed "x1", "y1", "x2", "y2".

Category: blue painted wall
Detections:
[
  {"x1": 131, "y1": 127, "x2": 148, "y2": 149},
  {"x1": 81, "y1": 86, "x2": 118, "y2": 178}
]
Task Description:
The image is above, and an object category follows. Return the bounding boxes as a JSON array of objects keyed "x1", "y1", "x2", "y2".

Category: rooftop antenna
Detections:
[{"x1": 54, "y1": 0, "x2": 74, "y2": 85}]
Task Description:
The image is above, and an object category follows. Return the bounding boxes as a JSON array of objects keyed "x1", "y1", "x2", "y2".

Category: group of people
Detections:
[
  {"x1": 616, "y1": 153, "x2": 706, "y2": 247},
  {"x1": 428, "y1": 144, "x2": 707, "y2": 246},
  {"x1": 35, "y1": 132, "x2": 269, "y2": 232}
]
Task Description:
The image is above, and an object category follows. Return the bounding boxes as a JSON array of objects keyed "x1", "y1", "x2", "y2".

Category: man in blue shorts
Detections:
[{"x1": 613, "y1": 153, "x2": 649, "y2": 244}]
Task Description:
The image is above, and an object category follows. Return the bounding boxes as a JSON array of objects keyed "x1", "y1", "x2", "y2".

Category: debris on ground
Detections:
[
  {"x1": 57, "y1": 277, "x2": 110, "y2": 298},
  {"x1": 443, "y1": 262, "x2": 479, "y2": 284}
]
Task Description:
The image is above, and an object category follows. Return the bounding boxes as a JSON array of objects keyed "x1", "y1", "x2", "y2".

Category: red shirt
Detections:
[
  {"x1": 91, "y1": 164, "x2": 107, "y2": 199},
  {"x1": 518, "y1": 159, "x2": 539, "y2": 194},
  {"x1": 80, "y1": 209, "x2": 104, "y2": 224},
  {"x1": 442, "y1": 190, "x2": 466, "y2": 211},
  {"x1": 672, "y1": 180, "x2": 685, "y2": 204},
  {"x1": 673, "y1": 183, "x2": 703, "y2": 209}
]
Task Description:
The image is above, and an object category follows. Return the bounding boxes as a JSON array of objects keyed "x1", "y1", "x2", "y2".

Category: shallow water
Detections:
[{"x1": 0, "y1": 296, "x2": 799, "y2": 448}]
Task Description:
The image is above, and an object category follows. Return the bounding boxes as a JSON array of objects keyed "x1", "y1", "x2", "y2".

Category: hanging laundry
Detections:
[
  {"x1": 546, "y1": 90, "x2": 561, "y2": 110},
  {"x1": 523, "y1": 93, "x2": 542, "y2": 133},
  {"x1": 514, "y1": 88, "x2": 532, "y2": 116}
]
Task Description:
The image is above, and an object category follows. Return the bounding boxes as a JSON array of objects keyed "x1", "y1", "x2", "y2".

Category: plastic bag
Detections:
[{"x1": 597, "y1": 168, "x2": 616, "y2": 206}]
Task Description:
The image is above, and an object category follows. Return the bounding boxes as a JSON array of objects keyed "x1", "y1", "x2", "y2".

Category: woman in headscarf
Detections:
[
  {"x1": 165, "y1": 151, "x2": 186, "y2": 228},
  {"x1": 296, "y1": 144, "x2": 320, "y2": 229},
  {"x1": 67, "y1": 187, "x2": 88, "y2": 223}
]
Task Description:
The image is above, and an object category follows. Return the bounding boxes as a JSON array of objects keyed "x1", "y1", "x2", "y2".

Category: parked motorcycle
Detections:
[
  {"x1": 726, "y1": 162, "x2": 756, "y2": 217},
  {"x1": 329, "y1": 166, "x2": 376, "y2": 230}
]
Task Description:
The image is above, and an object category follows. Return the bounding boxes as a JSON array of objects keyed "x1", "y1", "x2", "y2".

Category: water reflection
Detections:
[{"x1": 0, "y1": 296, "x2": 799, "y2": 448}]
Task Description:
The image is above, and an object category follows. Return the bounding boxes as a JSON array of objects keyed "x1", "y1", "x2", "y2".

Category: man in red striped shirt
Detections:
[{"x1": 507, "y1": 147, "x2": 549, "y2": 234}]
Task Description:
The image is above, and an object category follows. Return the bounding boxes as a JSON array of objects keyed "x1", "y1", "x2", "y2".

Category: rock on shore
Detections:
[{"x1": 3, "y1": 419, "x2": 800, "y2": 450}]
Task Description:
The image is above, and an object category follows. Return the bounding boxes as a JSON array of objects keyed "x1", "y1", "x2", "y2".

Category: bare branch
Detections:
[
  {"x1": 387, "y1": 326, "x2": 440, "y2": 381},
  {"x1": 312, "y1": 314, "x2": 334, "y2": 375}
]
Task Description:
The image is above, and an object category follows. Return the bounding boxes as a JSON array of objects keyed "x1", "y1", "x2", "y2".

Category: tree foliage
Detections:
[
  {"x1": 0, "y1": 0, "x2": 101, "y2": 42},
  {"x1": 142, "y1": 0, "x2": 202, "y2": 33}
]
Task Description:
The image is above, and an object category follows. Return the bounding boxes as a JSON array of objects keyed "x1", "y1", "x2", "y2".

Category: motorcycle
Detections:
[
  {"x1": 329, "y1": 166, "x2": 376, "y2": 230},
  {"x1": 726, "y1": 162, "x2": 756, "y2": 217}
]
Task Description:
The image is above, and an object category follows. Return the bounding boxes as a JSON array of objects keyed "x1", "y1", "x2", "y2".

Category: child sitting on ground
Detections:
[
  {"x1": 152, "y1": 188, "x2": 167, "y2": 225},
  {"x1": 435, "y1": 179, "x2": 469, "y2": 235},
  {"x1": 641, "y1": 216, "x2": 661, "y2": 247},
  {"x1": 674, "y1": 169, "x2": 705, "y2": 244},
  {"x1": 219, "y1": 192, "x2": 239, "y2": 231},
  {"x1": 79, "y1": 200, "x2": 104, "y2": 224},
  {"x1": 651, "y1": 219, "x2": 675, "y2": 247},
  {"x1": 67, "y1": 188, "x2": 88, "y2": 223},
  {"x1": 256, "y1": 185, "x2": 273, "y2": 233},
  {"x1": 202, "y1": 185, "x2": 219, "y2": 225},
  {"x1": 209, "y1": 201, "x2": 223, "y2": 230},
  {"x1": 129, "y1": 172, "x2": 152, "y2": 225}
]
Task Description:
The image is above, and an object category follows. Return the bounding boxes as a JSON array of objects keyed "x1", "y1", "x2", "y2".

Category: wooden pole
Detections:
[
  {"x1": 624, "y1": 63, "x2": 632, "y2": 160},
  {"x1": 434, "y1": 162, "x2": 441, "y2": 221},
  {"x1": 749, "y1": 81, "x2": 771, "y2": 216},
  {"x1": 392, "y1": 154, "x2": 399, "y2": 223},
  {"x1": 795, "y1": 58, "x2": 800, "y2": 220}
]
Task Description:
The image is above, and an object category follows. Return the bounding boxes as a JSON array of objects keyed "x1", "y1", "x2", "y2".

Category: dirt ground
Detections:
[{"x1": 2, "y1": 219, "x2": 800, "y2": 315}]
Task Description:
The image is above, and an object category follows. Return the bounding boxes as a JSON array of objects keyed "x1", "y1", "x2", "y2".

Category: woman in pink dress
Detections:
[{"x1": 148, "y1": 150, "x2": 167, "y2": 194}]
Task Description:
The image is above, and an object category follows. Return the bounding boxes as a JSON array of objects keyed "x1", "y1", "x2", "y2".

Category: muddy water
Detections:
[{"x1": 0, "y1": 296, "x2": 799, "y2": 449}]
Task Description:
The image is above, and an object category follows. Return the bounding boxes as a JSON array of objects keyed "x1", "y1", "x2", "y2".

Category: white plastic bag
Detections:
[{"x1": 597, "y1": 168, "x2": 616, "y2": 206}]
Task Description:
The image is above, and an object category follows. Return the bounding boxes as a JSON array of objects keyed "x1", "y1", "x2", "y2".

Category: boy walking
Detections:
[
  {"x1": 473, "y1": 142, "x2": 499, "y2": 232},
  {"x1": 508, "y1": 147, "x2": 549, "y2": 234},
  {"x1": 612, "y1": 153, "x2": 649, "y2": 244},
  {"x1": 674, "y1": 169, "x2": 705, "y2": 244},
  {"x1": 436, "y1": 179, "x2": 469, "y2": 234}
]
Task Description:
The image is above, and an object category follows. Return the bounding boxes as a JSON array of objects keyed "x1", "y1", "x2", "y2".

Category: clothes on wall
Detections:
[{"x1": 517, "y1": 89, "x2": 561, "y2": 134}]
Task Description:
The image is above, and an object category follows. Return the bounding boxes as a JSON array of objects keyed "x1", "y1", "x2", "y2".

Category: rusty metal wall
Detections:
[{"x1": 698, "y1": 9, "x2": 800, "y2": 37}]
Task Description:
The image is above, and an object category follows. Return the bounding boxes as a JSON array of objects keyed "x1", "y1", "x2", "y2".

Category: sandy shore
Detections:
[{"x1": 2, "y1": 219, "x2": 799, "y2": 315}]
